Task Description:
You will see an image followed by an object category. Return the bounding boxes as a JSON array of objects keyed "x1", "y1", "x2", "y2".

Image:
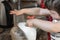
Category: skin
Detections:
[{"x1": 10, "y1": 7, "x2": 60, "y2": 33}]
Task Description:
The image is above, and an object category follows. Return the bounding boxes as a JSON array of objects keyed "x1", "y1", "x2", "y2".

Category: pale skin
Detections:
[{"x1": 10, "y1": 7, "x2": 60, "y2": 33}]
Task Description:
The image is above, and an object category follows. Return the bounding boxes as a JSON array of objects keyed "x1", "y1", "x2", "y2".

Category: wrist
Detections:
[
  {"x1": 21, "y1": 9, "x2": 27, "y2": 14},
  {"x1": 47, "y1": 9, "x2": 51, "y2": 15}
]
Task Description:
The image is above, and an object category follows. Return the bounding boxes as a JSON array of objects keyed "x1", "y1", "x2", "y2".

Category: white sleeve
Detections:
[{"x1": 39, "y1": 8, "x2": 50, "y2": 15}]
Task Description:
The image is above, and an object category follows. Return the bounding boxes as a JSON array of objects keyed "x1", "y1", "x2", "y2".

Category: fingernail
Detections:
[{"x1": 10, "y1": 13, "x2": 12, "y2": 14}]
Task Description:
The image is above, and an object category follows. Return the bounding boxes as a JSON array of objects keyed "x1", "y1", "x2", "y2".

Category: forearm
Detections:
[
  {"x1": 22, "y1": 8, "x2": 40, "y2": 15},
  {"x1": 22, "y1": 8, "x2": 50, "y2": 16},
  {"x1": 33, "y1": 19, "x2": 60, "y2": 33}
]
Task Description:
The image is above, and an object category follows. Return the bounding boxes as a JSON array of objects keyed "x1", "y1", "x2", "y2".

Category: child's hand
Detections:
[
  {"x1": 26, "y1": 19, "x2": 38, "y2": 27},
  {"x1": 26, "y1": 19, "x2": 34, "y2": 27}
]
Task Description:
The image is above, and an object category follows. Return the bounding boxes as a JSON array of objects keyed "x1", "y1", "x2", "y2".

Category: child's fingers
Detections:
[{"x1": 26, "y1": 20, "x2": 33, "y2": 27}]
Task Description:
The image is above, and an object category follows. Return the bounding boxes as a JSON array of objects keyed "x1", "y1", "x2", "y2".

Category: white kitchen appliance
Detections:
[{"x1": 18, "y1": 22, "x2": 37, "y2": 40}]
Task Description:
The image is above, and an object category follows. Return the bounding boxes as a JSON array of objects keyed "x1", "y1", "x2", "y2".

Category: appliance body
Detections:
[{"x1": 0, "y1": 0, "x2": 13, "y2": 28}]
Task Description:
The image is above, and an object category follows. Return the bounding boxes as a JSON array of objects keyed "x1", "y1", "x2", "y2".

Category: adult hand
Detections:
[{"x1": 10, "y1": 9, "x2": 24, "y2": 15}]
